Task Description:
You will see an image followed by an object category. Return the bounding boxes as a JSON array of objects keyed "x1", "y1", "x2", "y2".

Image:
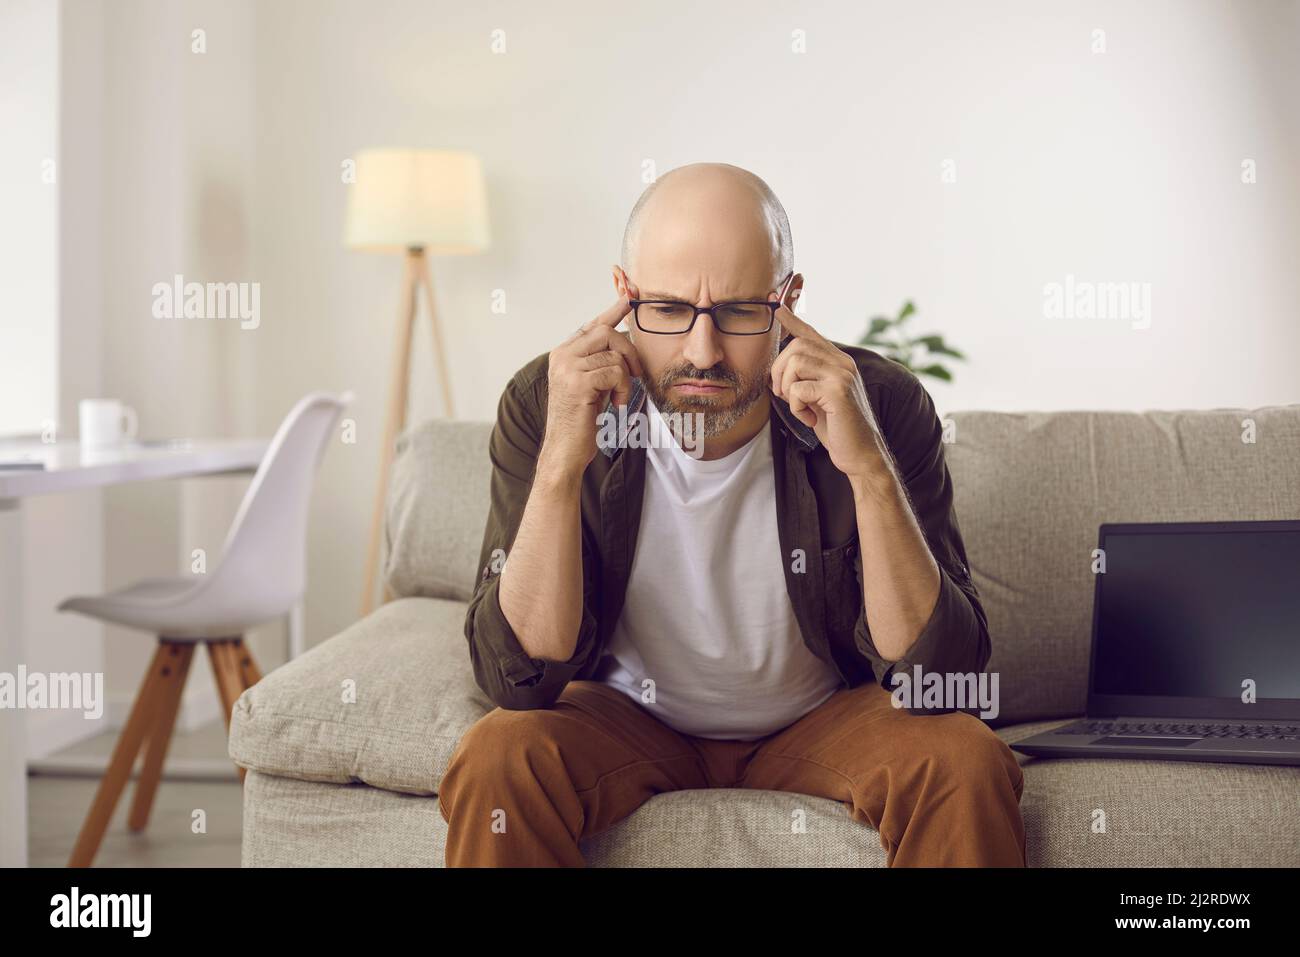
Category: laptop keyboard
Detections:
[{"x1": 1055, "y1": 721, "x2": 1299, "y2": 740}]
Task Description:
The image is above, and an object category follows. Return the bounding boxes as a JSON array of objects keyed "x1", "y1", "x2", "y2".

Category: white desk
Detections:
[{"x1": 0, "y1": 437, "x2": 268, "y2": 867}]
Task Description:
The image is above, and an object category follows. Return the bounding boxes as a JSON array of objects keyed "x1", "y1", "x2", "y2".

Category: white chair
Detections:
[{"x1": 56, "y1": 390, "x2": 353, "y2": 867}]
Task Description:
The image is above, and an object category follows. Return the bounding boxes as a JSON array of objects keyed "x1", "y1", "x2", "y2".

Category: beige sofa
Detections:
[{"x1": 230, "y1": 405, "x2": 1300, "y2": 866}]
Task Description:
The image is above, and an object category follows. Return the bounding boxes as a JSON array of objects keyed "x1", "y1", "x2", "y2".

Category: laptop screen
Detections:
[{"x1": 1093, "y1": 524, "x2": 1300, "y2": 701}]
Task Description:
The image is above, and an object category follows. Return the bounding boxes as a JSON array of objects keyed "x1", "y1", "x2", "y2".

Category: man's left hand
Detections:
[{"x1": 770, "y1": 304, "x2": 887, "y2": 481}]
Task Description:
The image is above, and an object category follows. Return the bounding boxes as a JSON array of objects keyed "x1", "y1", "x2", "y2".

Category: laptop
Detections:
[{"x1": 1010, "y1": 519, "x2": 1300, "y2": 766}]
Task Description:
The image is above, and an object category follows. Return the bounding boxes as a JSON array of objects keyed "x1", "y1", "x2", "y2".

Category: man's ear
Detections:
[
  {"x1": 784, "y1": 273, "x2": 804, "y2": 311},
  {"x1": 612, "y1": 265, "x2": 639, "y2": 299}
]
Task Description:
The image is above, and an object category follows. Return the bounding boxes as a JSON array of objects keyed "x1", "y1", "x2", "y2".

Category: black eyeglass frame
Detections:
[{"x1": 629, "y1": 271, "x2": 796, "y2": 336}]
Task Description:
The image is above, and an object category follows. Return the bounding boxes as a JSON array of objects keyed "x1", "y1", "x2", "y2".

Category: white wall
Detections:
[
  {"x1": 2, "y1": 0, "x2": 108, "y2": 758},
  {"x1": 0, "y1": 0, "x2": 59, "y2": 435},
  {"x1": 243, "y1": 0, "x2": 1300, "y2": 646},
  {"x1": 23, "y1": 0, "x2": 106, "y2": 758}
]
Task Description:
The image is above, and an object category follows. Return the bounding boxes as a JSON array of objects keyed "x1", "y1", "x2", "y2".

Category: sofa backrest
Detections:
[
  {"x1": 386, "y1": 405, "x2": 1300, "y2": 724},
  {"x1": 943, "y1": 405, "x2": 1300, "y2": 723},
  {"x1": 385, "y1": 419, "x2": 492, "y2": 605}
]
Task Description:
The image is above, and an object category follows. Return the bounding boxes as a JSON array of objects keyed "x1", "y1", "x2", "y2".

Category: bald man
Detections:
[{"x1": 439, "y1": 162, "x2": 1026, "y2": 867}]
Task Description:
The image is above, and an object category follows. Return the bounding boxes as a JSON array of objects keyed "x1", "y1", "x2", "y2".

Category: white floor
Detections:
[{"x1": 27, "y1": 719, "x2": 244, "y2": 867}]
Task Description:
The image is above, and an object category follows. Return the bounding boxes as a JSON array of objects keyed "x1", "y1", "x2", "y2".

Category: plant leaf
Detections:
[
  {"x1": 910, "y1": 335, "x2": 966, "y2": 360},
  {"x1": 897, "y1": 301, "x2": 916, "y2": 321},
  {"x1": 914, "y1": 363, "x2": 953, "y2": 382}
]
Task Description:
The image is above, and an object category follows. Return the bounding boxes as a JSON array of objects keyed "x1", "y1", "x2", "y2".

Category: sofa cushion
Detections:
[
  {"x1": 242, "y1": 755, "x2": 1300, "y2": 867},
  {"x1": 242, "y1": 770, "x2": 893, "y2": 867},
  {"x1": 1013, "y1": 755, "x2": 1300, "y2": 866},
  {"x1": 945, "y1": 405, "x2": 1300, "y2": 725},
  {"x1": 385, "y1": 419, "x2": 491, "y2": 603},
  {"x1": 229, "y1": 597, "x2": 489, "y2": 795}
]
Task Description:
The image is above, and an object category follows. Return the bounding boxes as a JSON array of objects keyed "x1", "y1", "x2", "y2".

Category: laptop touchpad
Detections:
[{"x1": 1094, "y1": 736, "x2": 1198, "y2": 747}]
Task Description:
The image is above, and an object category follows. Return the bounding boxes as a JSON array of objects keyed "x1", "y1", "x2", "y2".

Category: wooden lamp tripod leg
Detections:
[
  {"x1": 360, "y1": 248, "x2": 457, "y2": 616},
  {"x1": 361, "y1": 249, "x2": 419, "y2": 617},
  {"x1": 415, "y1": 252, "x2": 456, "y2": 418}
]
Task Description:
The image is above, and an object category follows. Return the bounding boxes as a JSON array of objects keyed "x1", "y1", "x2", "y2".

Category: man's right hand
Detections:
[{"x1": 539, "y1": 293, "x2": 645, "y2": 479}]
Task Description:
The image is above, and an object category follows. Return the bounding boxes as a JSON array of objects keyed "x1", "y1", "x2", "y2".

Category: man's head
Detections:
[{"x1": 613, "y1": 163, "x2": 801, "y2": 440}]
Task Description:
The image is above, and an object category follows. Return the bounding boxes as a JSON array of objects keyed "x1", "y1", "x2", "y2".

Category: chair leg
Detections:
[
  {"x1": 229, "y1": 638, "x2": 262, "y2": 785},
  {"x1": 233, "y1": 637, "x2": 262, "y2": 689},
  {"x1": 206, "y1": 639, "x2": 248, "y2": 783},
  {"x1": 127, "y1": 642, "x2": 194, "y2": 833},
  {"x1": 206, "y1": 639, "x2": 243, "y2": 730},
  {"x1": 68, "y1": 643, "x2": 173, "y2": 867}
]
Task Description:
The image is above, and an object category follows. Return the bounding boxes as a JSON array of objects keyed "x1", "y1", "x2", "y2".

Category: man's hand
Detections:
[
  {"x1": 772, "y1": 303, "x2": 947, "y2": 665},
  {"x1": 540, "y1": 293, "x2": 644, "y2": 479},
  {"x1": 769, "y1": 304, "x2": 887, "y2": 481}
]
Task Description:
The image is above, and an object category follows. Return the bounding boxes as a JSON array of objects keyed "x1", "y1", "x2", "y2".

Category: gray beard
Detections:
[{"x1": 644, "y1": 346, "x2": 778, "y2": 441}]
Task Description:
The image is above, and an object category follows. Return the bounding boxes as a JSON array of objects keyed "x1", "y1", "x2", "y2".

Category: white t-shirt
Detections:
[{"x1": 594, "y1": 397, "x2": 843, "y2": 740}]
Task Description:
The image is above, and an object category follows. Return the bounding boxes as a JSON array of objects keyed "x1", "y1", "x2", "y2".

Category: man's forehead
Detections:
[
  {"x1": 631, "y1": 257, "x2": 779, "y2": 301},
  {"x1": 625, "y1": 219, "x2": 782, "y2": 300},
  {"x1": 638, "y1": 280, "x2": 776, "y2": 301}
]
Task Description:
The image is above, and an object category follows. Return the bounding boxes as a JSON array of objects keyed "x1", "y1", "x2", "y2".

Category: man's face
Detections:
[{"x1": 617, "y1": 264, "x2": 790, "y2": 439}]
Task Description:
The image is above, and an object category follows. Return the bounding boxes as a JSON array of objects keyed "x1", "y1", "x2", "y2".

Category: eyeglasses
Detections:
[{"x1": 630, "y1": 271, "x2": 795, "y2": 336}]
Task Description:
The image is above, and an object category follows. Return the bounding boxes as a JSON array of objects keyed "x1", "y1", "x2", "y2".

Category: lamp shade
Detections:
[{"x1": 344, "y1": 148, "x2": 490, "y2": 254}]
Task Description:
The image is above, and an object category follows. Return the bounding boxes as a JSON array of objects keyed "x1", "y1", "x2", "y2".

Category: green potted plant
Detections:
[{"x1": 857, "y1": 301, "x2": 967, "y2": 383}]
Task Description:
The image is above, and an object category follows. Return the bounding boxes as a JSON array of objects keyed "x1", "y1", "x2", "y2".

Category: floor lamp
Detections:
[{"x1": 345, "y1": 149, "x2": 490, "y2": 616}]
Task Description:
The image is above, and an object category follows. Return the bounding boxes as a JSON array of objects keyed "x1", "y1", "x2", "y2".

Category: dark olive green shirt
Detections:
[{"x1": 464, "y1": 341, "x2": 990, "y2": 716}]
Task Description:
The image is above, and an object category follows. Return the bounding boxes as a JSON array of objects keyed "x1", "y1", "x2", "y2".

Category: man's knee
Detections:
[
  {"x1": 444, "y1": 707, "x2": 566, "y2": 786},
  {"x1": 911, "y1": 713, "x2": 1023, "y2": 793},
  {"x1": 440, "y1": 709, "x2": 560, "y2": 828}
]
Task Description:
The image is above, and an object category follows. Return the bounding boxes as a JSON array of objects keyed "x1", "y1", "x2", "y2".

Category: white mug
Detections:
[{"x1": 79, "y1": 399, "x2": 139, "y2": 448}]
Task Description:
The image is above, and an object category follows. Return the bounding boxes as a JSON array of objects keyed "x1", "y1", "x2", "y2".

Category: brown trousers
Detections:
[{"x1": 438, "y1": 678, "x2": 1026, "y2": 867}]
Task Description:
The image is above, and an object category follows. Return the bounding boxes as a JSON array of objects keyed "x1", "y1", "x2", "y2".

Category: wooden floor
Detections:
[{"x1": 28, "y1": 720, "x2": 243, "y2": 868}]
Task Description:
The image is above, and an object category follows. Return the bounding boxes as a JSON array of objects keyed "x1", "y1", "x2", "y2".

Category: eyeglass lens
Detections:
[{"x1": 636, "y1": 302, "x2": 772, "y2": 334}]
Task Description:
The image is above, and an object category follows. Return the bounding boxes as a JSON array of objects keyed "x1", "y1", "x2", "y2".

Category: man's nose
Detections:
[{"x1": 681, "y1": 311, "x2": 725, "y2": 370}]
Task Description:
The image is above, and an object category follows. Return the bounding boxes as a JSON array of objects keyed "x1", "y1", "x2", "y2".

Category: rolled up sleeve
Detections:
[
  {"x1": 463, "y1": 369, "x2": 600, "y2": 710},
  {"x1": 467, "y1": 571, "x2": 599, "y2": 711},
  {"x1": 851, "y1": 374, "x2": 992, "y2": 715}
]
